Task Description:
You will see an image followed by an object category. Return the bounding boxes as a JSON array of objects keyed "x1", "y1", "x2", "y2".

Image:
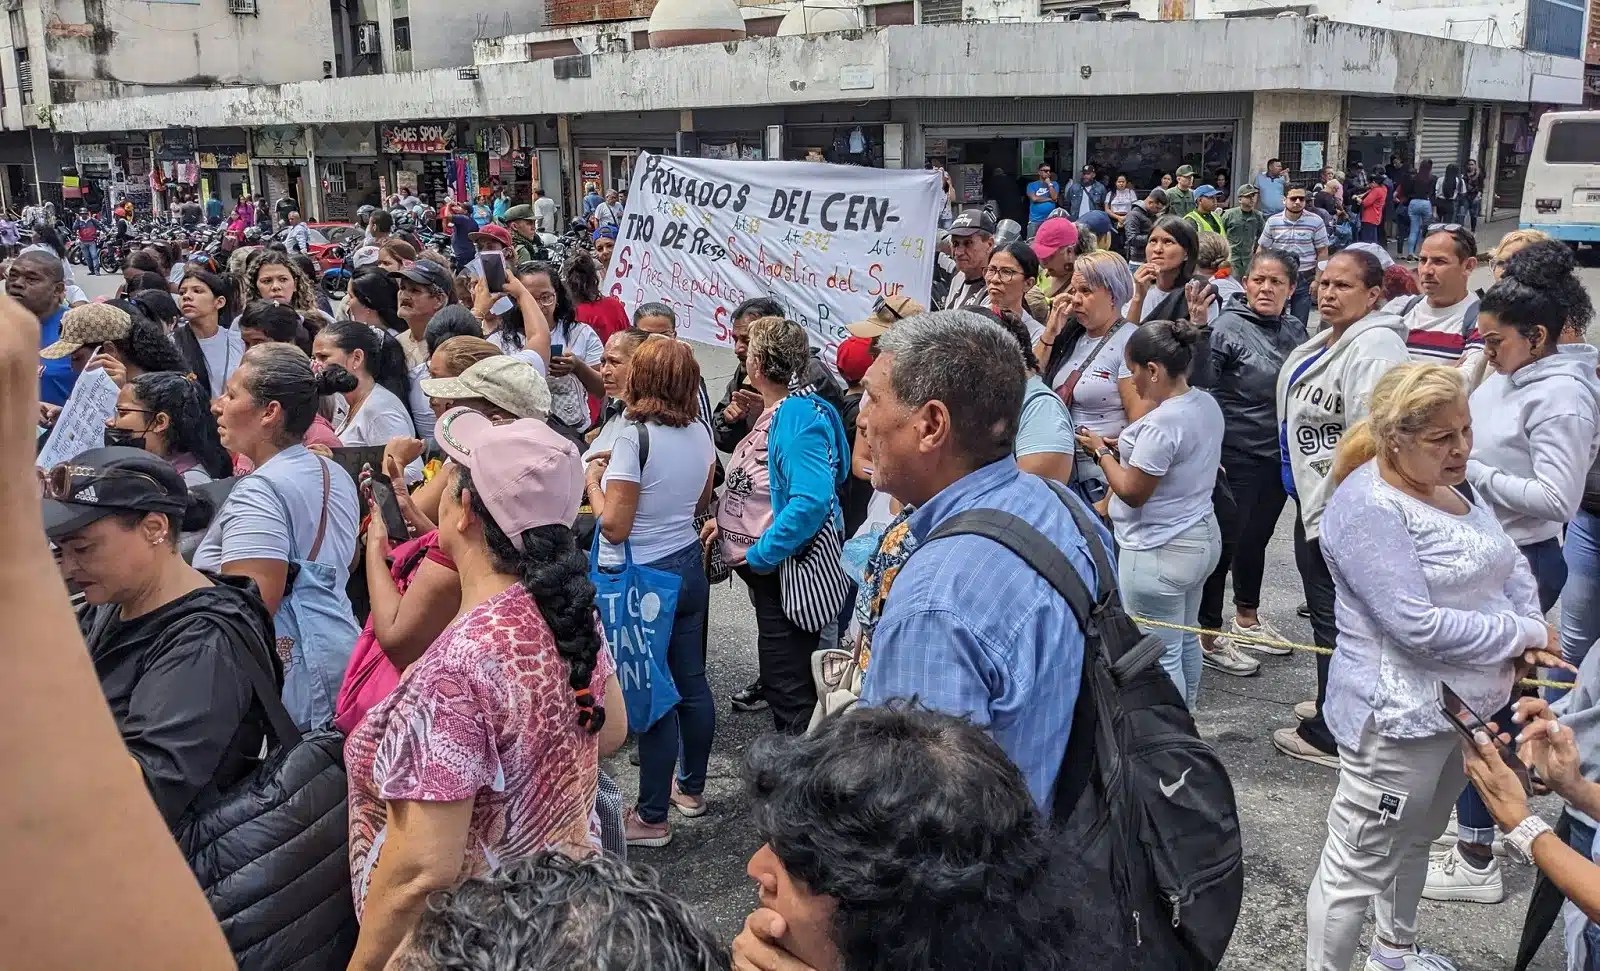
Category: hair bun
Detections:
[
  {"x1": 1502, "y1": 240, "x2": 1577, "y2": 289},
  {"x1": 314, "y1": 362, "x2": 359, "y2": 395},
  {"x1": 1166, "y1": 318, "x2": 1202, "y2": 348},
  {"x1": 181, "y1": 489, "x2": 216, "y2": 533}
]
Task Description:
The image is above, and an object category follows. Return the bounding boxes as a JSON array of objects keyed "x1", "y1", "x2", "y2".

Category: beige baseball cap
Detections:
[
  {"x1": 40, "y1": 304, "x2": 132, "y2": 359},
  {"x1": 419, "y1": 355, "x2": 551, "y2": 420}
]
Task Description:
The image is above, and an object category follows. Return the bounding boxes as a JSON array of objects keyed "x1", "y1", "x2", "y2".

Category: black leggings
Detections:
[
  {"x1": 738, "y1": 566, "x2": 820, "y2": 734},
  {"x1": 1199, "y1": 457, "x2": 1288, "y2": 631},
  {"x1": 1293, "y1": 513, "x2": 1340, "y2": 753}
]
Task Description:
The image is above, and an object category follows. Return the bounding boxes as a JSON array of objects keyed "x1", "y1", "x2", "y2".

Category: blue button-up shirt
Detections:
[{"x1": 860, "y1": 458, "x2": 1107, "y2": 810}]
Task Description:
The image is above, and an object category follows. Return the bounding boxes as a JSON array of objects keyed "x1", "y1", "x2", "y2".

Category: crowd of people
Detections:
[{"x1": 7, "y1": 144, "x2": 1600, "y2": 971}]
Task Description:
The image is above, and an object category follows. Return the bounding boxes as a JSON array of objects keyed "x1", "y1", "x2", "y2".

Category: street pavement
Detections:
[{"x1": 77, "y1": 255, "x2": 1600, "y2": 969}]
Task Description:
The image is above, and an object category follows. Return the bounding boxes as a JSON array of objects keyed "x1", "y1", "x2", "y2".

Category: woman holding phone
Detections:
[{"x1": 1304, "y1": 363, "x2": 1567, "y2": 971}]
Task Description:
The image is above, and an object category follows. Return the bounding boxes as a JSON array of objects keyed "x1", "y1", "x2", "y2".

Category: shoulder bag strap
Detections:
[
  {"x1": 1461, "y1": 301, "x2": 1480, "y2": 340},
  {"x1": 201, "y1": 611, "x2": 303, "y2": 747},
  {"x1": 632, "y1": 421, "x2": 651, "y2": 470},
  {"x1": 925, "y1": 508, "x2": 1094, "y2": 628},
  {"x1": 1056, "y1": 323, "x2": 1122, "y2": 407},
  {"x1": 308, "y1": 457, "x2": 331, "y2": 561}
]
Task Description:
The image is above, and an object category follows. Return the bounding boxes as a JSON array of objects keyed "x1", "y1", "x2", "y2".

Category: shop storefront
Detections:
[
  {"x1": 570, "y1": 110, "x2": 678, "y2": 207},
  {"x1": 250, "y1": 126, "x2": 310, "y2": 227},
  {"x1": 1418, "y1": 103, "x2": 1470, "y2": 170},
  {"x1": 1494, "y1": 106, "x2": 1540, "y2": 215},
  {"x1": 915, "y1": 95, "x2": 1245, "y2": 227},
  {"x1": 197, "y1": 126, "x2": 251, "y2": 212},
  {"x1": 152, "y1": 128, "x2": 200, "y2": 216},
  {"x1": 1346, "y1": 97, "x2": 1414, "y2": 172},
  {"x1": 782, "y1": 123, "x2": 886, "y2": 166},
  {"x1": 381, "y1": 122, "x2": 458, "y2": 207},
  {"x1": 313, "y1": 124, "x2": 381, "y2": 223},
  {"x1": 0, "y1": 131, "x2": 35, "y2": 210},
  {"x1": 72, "y1": 141, "x2": 115, "y2": 214},
  {"x1": 461, "y1": 122, "x2": 537, "y2": 206}
]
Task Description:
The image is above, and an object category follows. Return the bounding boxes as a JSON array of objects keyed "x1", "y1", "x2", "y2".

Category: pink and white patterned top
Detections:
[{"x1": 345, "y1": 583, "x2": 615, "y2": 917}]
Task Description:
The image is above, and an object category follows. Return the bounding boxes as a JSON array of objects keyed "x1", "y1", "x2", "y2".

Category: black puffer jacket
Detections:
[{"x1": 1190, "y1": 294, "x2": 1307, "y2": 463}]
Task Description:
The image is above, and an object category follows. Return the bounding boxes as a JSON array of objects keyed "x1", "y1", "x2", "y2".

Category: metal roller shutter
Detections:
[
  {"x1": 1347, "y1": 97, "x2": 1413, "y2": 138},
  {"x1": 1418, "y1": 115, "x2": 1467, "y2": 169}
]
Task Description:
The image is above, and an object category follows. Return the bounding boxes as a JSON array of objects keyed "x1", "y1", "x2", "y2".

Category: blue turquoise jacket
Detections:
[{"x1": 745, "y1": 394, "x2": 850, "y2": 573}]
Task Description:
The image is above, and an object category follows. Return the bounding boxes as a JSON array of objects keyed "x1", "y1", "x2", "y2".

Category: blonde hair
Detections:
[
  {"x1": 434, "y1": 335, "x2": 501, "y2": 377},
  {"x1": 1196, "y1": 232, "x2": 1230, "y2": 272},
  {"x1": 1492, "y1": 228, "x2": 1554, "y2": 262},
  {"x1": 1332, "y1": 364, "x2": 1466, "y2": 484}
]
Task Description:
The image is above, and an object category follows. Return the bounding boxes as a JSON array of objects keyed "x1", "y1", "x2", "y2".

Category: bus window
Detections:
[{"x1": 1547, "y1": 120, "x2": 1600, "y2": 165}]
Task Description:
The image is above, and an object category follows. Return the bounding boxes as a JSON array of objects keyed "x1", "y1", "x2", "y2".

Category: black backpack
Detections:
[{"x1": 927, "y1": 482, "x2": 1243, "y2": 969}]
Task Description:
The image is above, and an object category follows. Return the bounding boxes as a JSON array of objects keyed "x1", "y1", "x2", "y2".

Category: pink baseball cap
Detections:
[
  {"x1": 434, "y1": 407, "x2": 582, "y2": 549},
  {"x1": 1031, "y1": 218, "x2": 1080, "y2": 261}
]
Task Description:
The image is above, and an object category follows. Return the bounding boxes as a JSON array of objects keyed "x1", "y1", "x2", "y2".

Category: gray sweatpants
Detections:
[{"x1": 1305, "y1": 716, "x2": 1467, "y2": 971}]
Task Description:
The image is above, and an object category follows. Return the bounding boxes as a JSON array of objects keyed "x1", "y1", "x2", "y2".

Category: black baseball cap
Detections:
[
  {"x1": 949, "y1": 208, "x2": 998, "y2": 237},
  {"x1": 389, "y1": 258, "x2": 456, "y2": 299},
  {"x1": 42, "y1": 447, "x2": 189, "y2": 540}
]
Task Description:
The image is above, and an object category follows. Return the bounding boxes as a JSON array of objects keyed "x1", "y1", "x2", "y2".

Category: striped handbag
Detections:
[{"x1": 779, "y1": 510, "x2": 851, "y2": 633}]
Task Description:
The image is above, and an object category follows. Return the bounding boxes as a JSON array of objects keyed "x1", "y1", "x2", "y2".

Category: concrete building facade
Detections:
[{"x1": 44, "y1": 17, "x2": 1588, "y2": 223}]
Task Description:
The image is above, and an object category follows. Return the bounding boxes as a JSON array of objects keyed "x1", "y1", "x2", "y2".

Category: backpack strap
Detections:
[
  {"x1": 202, "y1": 610, "x2": 303, "y2": 747},
  {"x1": 926, "y1": 508, "x2": 1094, "y2": 627},
  {"x1": 1462, "y1": 301, "x2": 1479, "y2": 341},
  {"x1": 1403, "y1": 294, "x2": 1425, "y2": 317}
]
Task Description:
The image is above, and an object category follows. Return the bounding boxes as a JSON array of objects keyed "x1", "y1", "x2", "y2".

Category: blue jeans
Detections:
[
  {"x1": 1560, "y1": 510, "x2": 1600, "y2": 703},
  {"x1": 1289, "y1": 273, "x2": 1314, "y2": 330},
  {"x1": 636, "y1": 540, "x2": 714, "y2": 824},
  {"x1": 1464, "y1": 196, "x2": 1482, "y2": 233},
  {"x1": 1404, "y1": 198, "x2": 1433, "y2": 256},
  {"x1": 1118, "y1": 516, "x2": 1220, "y2": 708},
  {"x1": 82, "y1": 241, "x2": 98, "y2": 275},
  {"x1": 1027, "y1": 219, "x2": 1044, "y2": 240},
  {"x1": 1457, "y1": 537, "x2": 1569, "y2": 843}
]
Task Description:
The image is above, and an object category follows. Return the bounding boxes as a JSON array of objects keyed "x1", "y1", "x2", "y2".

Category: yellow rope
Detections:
[{"x1": 1130, "y1": 616, "x2": 1577, "y2": 691}]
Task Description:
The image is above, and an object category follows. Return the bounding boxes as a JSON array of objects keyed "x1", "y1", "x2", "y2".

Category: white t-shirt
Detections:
[
  {"x1": 1128, "y1": 286, "x2": 1174, "y2": 324},
  {"x1": 534, "y1": 196, "x2": 559, "y2": 234},
  {"x1": 1053, "y1": 324, "x2": 1134, "y2": 439},
  {"x1": 1108, "y1": 188, "x2": 1138, "y2": 216},
  {"x1": 1393, "y1": 292, "x2": 1481, "y2": 366},
  {"x1": 404, "y1": 362, "x2": 436, "y2": 440},
  {"x1": 333, "y1": 383, "x2": 416, "y2": 446},
  {"x1": 192, "y1": 445, "x2": 360, "y2": 589},
  {"x1": 194, "y1": 325, "x2": 246, "y2": 396},
  {"x1": 1109, "y1": 389, "x2": 1225, "y2": 550},
  {"x1": 598, "y1": 420, "x2": 715, "y2": 568},
  {"x1": 549, "y1": 319, "x2": 604, "y2": 431},
  {"x1": 486, "y1": 329, "x2": 550, "y2": 376}
]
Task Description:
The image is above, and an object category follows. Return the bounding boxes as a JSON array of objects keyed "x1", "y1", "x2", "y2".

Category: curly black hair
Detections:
[
  {"x1": 1482, "y1": 240, "x2": 1595, "y2": 344},
  {"x1": 459, "y1": 465, "x2": 606, "y2": 734},
  {"x1": 109, "y1": 308, "x2": 188, "y2": 375},
  {"x1": 396, "y1": 851, "x2": 729, "y2": 971},
  {"x1": 562, "y1": 247, "x2": 604, "y2": 305},
  {"x1": 745, "y1": 704, "x2": 1124, "y2": 971},
  {"x1": 129, "y1": 371, "x2": 234, "y2": 480}
]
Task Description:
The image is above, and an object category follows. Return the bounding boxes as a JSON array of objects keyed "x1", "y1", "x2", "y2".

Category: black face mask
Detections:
[{"x1": 104, "y1": 425, "x2": 148, "y2": 450}]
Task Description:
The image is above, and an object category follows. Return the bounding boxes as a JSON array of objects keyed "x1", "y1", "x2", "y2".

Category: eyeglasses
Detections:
[
  {"x1": 1286, "y1": 196, "x2": 1307, "y2": 204},
  {"x1": 44, "y1": 464, "x2": 163, "y2": 503},
  {"x1": 984, "y1": 266, "x2": 1023, "y2": 281}
]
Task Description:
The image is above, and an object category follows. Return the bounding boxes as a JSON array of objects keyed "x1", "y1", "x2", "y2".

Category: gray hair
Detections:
[
  {"x1": 395, "y1": 851, "x2": 729, "y2": 971},
  {"x1": 238, "y1": 342, "x2": 327, "y2": 444},
  {"x1": 746, "y1": 316, "x2": 811, "y2": 386},
  {"x1": 1069, "y1": 251, "x2": 1136, "y2": 310},
  {"x1": 876, "y1": 309, "x2": 1025, "y2": 464},
  {"x1": 634, "y1": 301, "x2": 677, "y2": 325}
]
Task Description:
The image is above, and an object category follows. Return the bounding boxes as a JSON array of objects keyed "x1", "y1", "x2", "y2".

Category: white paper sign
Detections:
[
  {"x1": 37, "y1": 368, "x2": 119, "y2": 469},
  {"x1": 609, "y1": 153, "x2": 942, "y2": 365}
]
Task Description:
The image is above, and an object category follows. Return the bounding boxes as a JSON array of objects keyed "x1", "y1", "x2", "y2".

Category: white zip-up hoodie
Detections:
[
  {"x1": 1467, "y1": 343, "x2": 1600, "y2": 547},
  {"x1": 1276, "y1": 310, "x2": 1410, "y2": 540}
]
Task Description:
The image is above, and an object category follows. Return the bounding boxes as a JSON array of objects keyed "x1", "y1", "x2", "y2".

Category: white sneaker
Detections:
[
  {"x1": 1202, "y1": 642, "x2": 1261, "y2": 677},
  {"x1": 1421, "y1": 845, "x2": 1504, "y2": 904},
  {"x1": 1228, "y1": 616, "x2": 1293, "y2": 655},
  {"x1": 1294, "y1": 700, "x2": 1317, "y2": 721},
  {"x1": 1364, "y1": 945, "x2": 1460, "y2": 970}
]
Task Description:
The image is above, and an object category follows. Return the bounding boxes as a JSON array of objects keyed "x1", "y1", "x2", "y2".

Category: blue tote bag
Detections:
[{"x1": 589, "y1": 526, "x2": 681, "y2": 731}]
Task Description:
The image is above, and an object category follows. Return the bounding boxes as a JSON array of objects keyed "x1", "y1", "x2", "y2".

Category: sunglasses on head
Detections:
[
  {"x1": 44, "y1": 464, "x2": 162, "y2": 502},
  {"x1": 873, "y1": 296, "x2": 905, "y2": 321},
  {"x1": 1427, "y1": 223, "x2": 1465, "y2": 233}
]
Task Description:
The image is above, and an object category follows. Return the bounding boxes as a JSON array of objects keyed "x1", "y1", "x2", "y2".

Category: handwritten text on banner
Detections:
[{"x1": 610, "y1": 153, "x2": 942, "y2": 360}]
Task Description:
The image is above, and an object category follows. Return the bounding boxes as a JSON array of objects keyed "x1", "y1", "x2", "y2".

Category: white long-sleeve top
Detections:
[{"x1": 1320, "y1": 462, "x2": 1547, "y2": 750}]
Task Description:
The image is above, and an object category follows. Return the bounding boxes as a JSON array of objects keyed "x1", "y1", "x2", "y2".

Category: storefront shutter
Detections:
[{"x1": 1419, "y1": 113, "x2": 1468, "y2": 170}]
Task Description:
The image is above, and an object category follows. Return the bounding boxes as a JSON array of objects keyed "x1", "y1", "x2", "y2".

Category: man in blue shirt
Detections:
[
  {"x1": 1023, "y1": 163, "x2": 1060, "y2": 241},
  {"x1": 205, "y1": 191, "x2": 224, "y2": 226},
  {"x1": 856, "y1": 309, "x2": 1107, "y2": 810},
  {"x1": 9, "y1": 253, "x2": 72, "y2": 405},
  {"x1": 582, "y1": 184, "x2": 602, "y2": 219},
  {"x1": 1254, "y1": 157, "x2": 1288, "y2": 216}
]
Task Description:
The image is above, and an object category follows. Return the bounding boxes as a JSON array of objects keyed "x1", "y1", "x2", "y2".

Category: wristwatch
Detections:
[
  {"x1": 1503, "y1": 815, "x2": 1554, "y2": 864},
  {"x1": 1095, "y1": 446, "x2": 1113, "y2": 460}
]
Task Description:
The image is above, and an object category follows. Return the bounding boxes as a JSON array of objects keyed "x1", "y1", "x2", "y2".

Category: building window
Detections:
[
  {"x1": 393, "y1": 17, "x2": 410, "y2": 51},
  {"x1": 1277, "y1": 121, "x2": 1330, "y2": 184},
  {"x1": 16, "y1": 47, "x2": 32, "y2": 106},
  {"x1": 1527, "y1": 0, "x2": 1585, "y2": 58}
]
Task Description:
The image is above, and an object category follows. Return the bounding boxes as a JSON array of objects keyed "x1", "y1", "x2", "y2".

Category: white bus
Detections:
[{"x1": 1520, "y1": 110, "x2": 1600, "y2": 246}]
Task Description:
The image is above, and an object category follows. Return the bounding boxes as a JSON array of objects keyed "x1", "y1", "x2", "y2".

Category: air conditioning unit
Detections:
[
  {"x1": 601, "y1": 33, "x2": 628, "y2": 53},
  {"x1": 356, "y1": 22, "x2": 381, "y2": 55},
  {"x1": 227, "y1": 0, "x2": 257, "y2": 14},
  {"x1": 552, "y1": 54, "x2": 591, "y2": 79}
]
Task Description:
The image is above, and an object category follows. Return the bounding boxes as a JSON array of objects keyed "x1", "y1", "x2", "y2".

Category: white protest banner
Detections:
[
  {"x1": 610, "y1": 153, "x2": 942, "y2": 364},
  {"x1": 37, "y1": 367, "x2": 119, "y2": 469}
]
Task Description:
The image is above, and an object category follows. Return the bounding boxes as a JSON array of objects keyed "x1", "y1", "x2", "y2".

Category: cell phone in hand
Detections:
[
  {"x1": 480, "y1": 250, "x2": 507, "y2": 293},
  {"x1": 550, "y1": 342, "x2": 564, "y2": 357},
  {"x1": 1437, "y1": 681, "x2": 1533, "y2": 794},
  {"x1": 368, "y1": 474, "x2": 411, "y2": 544}
]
